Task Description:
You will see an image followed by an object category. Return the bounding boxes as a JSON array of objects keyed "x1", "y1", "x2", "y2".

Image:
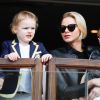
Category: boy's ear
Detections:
[{"x1": 12, "y1": 26, "x2": 17, "y2": 34}]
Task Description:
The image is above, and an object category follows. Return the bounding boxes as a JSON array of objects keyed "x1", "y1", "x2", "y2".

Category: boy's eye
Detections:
[
  {"x1": 22, "y1": 27, "x2": 29, "y2": 29},
  {"x1": 22, "y1": 27, "x2": 35, "y2": 29},
  {"x1": 31, "y1": 27, "x2": 35, "y2": 29}
]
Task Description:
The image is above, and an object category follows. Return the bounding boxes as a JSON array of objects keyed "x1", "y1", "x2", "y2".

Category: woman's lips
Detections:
[{"x1": 64, "y1": 35, "x2": 71, "y2": 39}]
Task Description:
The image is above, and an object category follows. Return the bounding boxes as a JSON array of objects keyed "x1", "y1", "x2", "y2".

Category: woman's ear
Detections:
[{"x1": 79, "y1": 32, "x2": 83, "y2": 40}]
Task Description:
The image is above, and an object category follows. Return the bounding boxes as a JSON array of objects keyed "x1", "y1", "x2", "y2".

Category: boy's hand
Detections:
[
  {"x1": 5, "y1": 52, "x2": 20, "y2": 61},
  {"x1": 41, "y1": 54, "x2": 52, "y2": 63},
  {"x1": 0, "y1": 78, "x2": 4, "y2": 90}
]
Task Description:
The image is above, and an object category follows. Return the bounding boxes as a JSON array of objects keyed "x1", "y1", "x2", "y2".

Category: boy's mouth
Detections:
[{"x1": 26, "y1": 35, "x2": 32, "y2": 38}]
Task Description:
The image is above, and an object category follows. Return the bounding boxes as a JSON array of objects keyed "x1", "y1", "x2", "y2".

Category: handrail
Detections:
[
  {"x1": 0, "y1": 58, "x2": 42, "y2": 100},
  {"x1": 47, "y1": 57, "x2": 100, "y2": 100},
  {"x1": 54, "y1": 58, "x2": 100, "y2": 70},
  {"x1": 0, "y1": 58, "x2": 35, "y2": 68}
]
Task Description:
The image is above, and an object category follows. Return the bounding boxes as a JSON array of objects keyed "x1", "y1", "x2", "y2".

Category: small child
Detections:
[{"x1": 0, "y1": 10, "x2": 52, "y2": 100}]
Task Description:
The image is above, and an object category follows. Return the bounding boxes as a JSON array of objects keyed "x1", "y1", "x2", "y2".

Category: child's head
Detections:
[
  {"x1": 11, "y1": 10, "x2": 38, "y2": 43},
  {"x1": 11, "y1": 10, "x2": 38, "y2": 32}
]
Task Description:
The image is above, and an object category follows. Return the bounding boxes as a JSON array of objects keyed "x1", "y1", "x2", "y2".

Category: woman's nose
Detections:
[{"x1": 64, "y1": 27, "x2": 69, "y2": 33}]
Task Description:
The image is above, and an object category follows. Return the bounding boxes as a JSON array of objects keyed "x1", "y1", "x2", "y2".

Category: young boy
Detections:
[{"x1": 0, "y1": 10, "x2": 52, "y2": 100}]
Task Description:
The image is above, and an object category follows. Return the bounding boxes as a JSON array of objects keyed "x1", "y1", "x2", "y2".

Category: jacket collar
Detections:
[
  {"x1": 11, "y1": 39, "x2": 21, "y2": 57},
  {"x1": 11, "y1": 39, "x2": 41, "y2": 58}
]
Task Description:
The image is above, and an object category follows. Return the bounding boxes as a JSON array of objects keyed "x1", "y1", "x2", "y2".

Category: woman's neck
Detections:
[{"x1": 69, "y1": 40, "x2": 83, "y2": 52}]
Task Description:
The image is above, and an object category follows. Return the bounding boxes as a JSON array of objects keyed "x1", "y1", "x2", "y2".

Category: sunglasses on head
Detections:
[{"x1": 60, "y1": 24, "x2": 77, "y2": 33}]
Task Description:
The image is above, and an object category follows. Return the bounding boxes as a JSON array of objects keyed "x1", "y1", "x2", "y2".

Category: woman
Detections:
[{"x1": 51, "y1": 11, "x2": 100, "y2": 100}]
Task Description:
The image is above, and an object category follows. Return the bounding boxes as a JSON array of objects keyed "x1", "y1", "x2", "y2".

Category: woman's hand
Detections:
[
  {"x1": 88, "y1": 87, "x2": 100, "y2": 100},
  {"x1": 88, "y1": 78, "x2": 100, "y2": 89}
]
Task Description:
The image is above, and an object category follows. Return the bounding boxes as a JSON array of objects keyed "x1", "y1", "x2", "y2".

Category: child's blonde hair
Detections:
[{"x1": 11, "y1": 10, "x2": 38, "y2": 33}]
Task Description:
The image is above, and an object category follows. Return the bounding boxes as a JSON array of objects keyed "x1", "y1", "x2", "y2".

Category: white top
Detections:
[{"x1": 18, "y1": 43, "x2": 31, "y2": 93}]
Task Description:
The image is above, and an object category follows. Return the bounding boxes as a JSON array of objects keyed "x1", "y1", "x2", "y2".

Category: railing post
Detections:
[
  {"x1": 33, "y1": 58, "x2": 43, "y2": 100},
  {"x1": 32, "y1": 64, "x2": 35, "y2": 100},
  {"x1": 47, "y1": 58, "x2": 56, "y2": 100}
]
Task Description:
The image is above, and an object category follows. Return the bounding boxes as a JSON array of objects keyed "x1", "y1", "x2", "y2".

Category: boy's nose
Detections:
[
  {"x1": 28, "y1": 32, "x2": 32, "y2": 35},
  {"x1": 28, "y1": 28, "x2": 32, "y2": 32}
]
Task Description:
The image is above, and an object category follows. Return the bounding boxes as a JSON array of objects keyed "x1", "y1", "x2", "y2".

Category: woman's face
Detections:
[{"x1": 61, "y1": 17, "x2": 81, "y2": 43}]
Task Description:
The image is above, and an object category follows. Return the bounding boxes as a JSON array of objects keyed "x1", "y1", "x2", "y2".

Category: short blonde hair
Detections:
[
  {"x1": 62, "y1": 11, "x2": 87, "y2": 39},
  {"x1": 11, "y1": 10, "x2": 38, "y2": 33}
]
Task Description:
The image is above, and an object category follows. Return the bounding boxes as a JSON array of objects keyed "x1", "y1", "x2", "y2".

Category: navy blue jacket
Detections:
[{"x1": 0, "y1": 39, "x2": 49, "y2": 98}]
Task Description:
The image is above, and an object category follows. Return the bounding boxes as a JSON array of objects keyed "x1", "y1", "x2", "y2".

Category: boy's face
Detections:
[{"x1": 14, "y1": 18, "x2": 36, "y2": 44}]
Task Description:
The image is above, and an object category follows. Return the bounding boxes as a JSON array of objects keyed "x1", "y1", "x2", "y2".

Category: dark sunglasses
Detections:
[{"x1": 60, "y1": 24, "x2": 77, "y2": 33}]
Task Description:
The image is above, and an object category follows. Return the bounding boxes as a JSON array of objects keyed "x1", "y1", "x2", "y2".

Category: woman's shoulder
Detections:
[
  {"x1": 87, "y1": 45, "x2": 100, "y2": 52},
  {"x1": 50, "y1": 47, "x2": 67, "y2": 57},
  {"x1": 51, "y1": 47, "x2": 66, "y2": 53},
  {"x1": 87, "y1": 45, "x2": 100, "y2": 59}
]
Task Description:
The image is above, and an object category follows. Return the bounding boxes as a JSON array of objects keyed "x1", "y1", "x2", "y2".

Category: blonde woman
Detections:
[{"x1": 51, "y1": 11, "x2": 100, "y2": 100}]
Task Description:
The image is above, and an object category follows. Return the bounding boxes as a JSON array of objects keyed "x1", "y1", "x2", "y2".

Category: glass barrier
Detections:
[
  {"x1": 87, "y1": 70, "x2": 100, "y2": 100},
  {"x1": 46, "y1": 69, "x2": 100, "y2": 100},
  {"x1": 0, "y1": 69, "x2": 32, "y2": 100},
  {"x1": 0, "y1": 58, "x2": 100, "y2": 100},
  {"x1": 46, "y1": 69, "x2": 87, "y2": 100}
]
